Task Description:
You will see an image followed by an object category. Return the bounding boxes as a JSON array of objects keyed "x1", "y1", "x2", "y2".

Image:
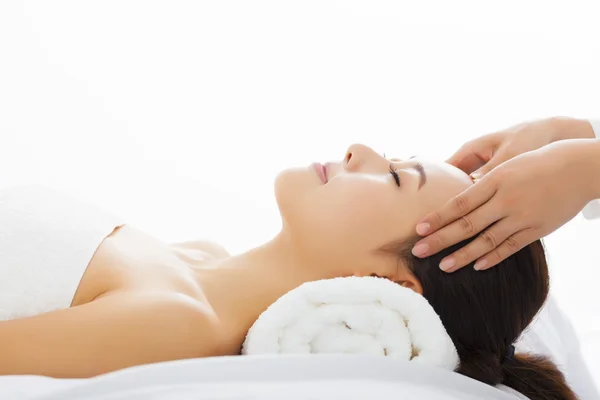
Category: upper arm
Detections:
[{"x1": 0, "y1": 292, "x2": 221, "y2": 378}]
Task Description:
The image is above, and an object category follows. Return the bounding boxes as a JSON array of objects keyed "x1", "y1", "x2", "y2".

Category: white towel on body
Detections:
[
  {"x1": 242, "y1": 276, "x2": 459, "y2": 371},
  {"x1": 0, "y1": 184, "x2": 124, "y2": 320}
]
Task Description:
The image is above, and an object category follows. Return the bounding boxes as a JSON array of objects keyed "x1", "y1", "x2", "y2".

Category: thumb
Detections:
[
  {"x1": 447, "y1": 143, "x2": 490, "y2": 175},
  {"x1": 470, "y1": 155, "x2": 503, "y2": 179}
]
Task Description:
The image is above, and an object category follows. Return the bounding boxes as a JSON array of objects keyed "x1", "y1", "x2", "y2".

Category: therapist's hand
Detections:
[
  {"x1": 411, "y1": 139, "x2": 600, "y2": 272},
  {"x1": 447, "y1": 117, "x2": 596, "y2": 177}
]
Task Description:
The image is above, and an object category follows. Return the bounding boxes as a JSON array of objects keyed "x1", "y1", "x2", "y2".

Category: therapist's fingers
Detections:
[
  {"x1": 446, "y1": 141, "x2": 492, "y2": 174},
  {"x1": 415, "y1": 176, "x2": 496, "y2": 238},
  {"x1": 438, "y1": 218, "x2": 521, "y2": 272},
  {"x1": 469, "y1": 149, "x2": 511, "y2": 179},
  {"x1": 412, "y1": 201, "x2": 504, "y2": 260},
  {"x1": 446, "y1": 150, "x2": 487, "y2": 175},
  {"x1": 473, "y1": 228, "x2": 536, "y2": 271}
]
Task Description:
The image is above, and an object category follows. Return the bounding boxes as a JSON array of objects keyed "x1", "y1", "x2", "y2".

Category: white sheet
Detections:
[
  {"x1": 0, "y1": 355, "x2": 524, "y2": 400},
  {"x1": 515, "y1": 296, "x2": 599, "y2": 399}
]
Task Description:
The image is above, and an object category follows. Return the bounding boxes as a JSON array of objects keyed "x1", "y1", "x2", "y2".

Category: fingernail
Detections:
[
  {"x1": 470, "y1": 172, "x2": 483, "y2": 180},
  {"x1": 416, "y1": 222, "x2": 430, "y2": 235},
  {"x1": 412, "y1": 243, "x2": 429, "y2": 257},
  {"x1": 474, "y1": 259, "x2": 488, "y2": 271},
  {"x1": 439, "y1": 258, "x2": 455, "y2": 271}
]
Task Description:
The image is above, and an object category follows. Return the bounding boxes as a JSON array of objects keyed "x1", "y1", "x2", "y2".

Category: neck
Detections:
[{"x1": 194, "y1": 232, "x2": 326, "y2": 351}]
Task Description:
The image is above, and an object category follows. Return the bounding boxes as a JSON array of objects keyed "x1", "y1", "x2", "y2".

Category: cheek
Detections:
[
  {"x1": 319, "y1": 181, "x2": 397, "y2": 245},
  {"x1": 276, "y1": 172, "x2": 415, "y2": 258}
]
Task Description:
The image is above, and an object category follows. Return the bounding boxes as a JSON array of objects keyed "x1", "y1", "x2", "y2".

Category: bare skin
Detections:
[
  {"x1": 0, "y1": 144, "x2": 475, "y2": 378},
  {"x1": 412, "y1": 117, "x2": 600, "y2": 272}
]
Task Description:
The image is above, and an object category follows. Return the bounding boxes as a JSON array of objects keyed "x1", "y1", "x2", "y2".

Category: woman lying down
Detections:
[{"x1": 0, "y1": 144, "x2": 589, "y2": 399}]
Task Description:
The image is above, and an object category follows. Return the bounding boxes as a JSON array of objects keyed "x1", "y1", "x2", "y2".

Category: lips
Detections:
[{"x1": 311, "y1": 162, "x2": 328, "y2": 184}]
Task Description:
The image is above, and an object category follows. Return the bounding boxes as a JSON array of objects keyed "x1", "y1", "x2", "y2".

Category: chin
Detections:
[{"x1": 274, "y1": 166, "x2": 317, "y2": 223}]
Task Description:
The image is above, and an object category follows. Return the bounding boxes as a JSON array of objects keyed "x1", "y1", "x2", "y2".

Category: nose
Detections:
[{"x1": 344, "y1": 143, "x2": 377, "y2": 171}]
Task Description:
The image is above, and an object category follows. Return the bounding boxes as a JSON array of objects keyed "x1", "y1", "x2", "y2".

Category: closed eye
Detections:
[{"x1": 388, "y1": 164, "x2": 400, "y2": 186}]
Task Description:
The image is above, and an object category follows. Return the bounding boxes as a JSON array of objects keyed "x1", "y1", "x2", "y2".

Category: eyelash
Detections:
[{"x1": 388, "y1": 164, "x2": 400, "y2": 186}]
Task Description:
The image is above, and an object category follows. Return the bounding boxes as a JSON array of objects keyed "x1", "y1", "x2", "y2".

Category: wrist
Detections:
[{"x1": 548, "y1": 117, "x2": 596, "y2": 142}]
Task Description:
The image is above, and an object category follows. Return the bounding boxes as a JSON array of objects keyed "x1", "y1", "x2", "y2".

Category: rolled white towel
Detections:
[{"x1": 242, "y1": 276, "x2": 459, "y2": 371}]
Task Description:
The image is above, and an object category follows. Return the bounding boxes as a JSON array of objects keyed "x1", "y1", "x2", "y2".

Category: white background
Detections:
[{"x1": 1, "y1": 0, "x2": 599, "y2": 379}]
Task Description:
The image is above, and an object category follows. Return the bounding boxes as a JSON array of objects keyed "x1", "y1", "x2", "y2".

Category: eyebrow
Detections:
[
  {"x1": 411, "y1": 163, "x2": 427, "y2": 190},
  {"x1": 407, "y1": 156, "x2": 426, "y2": 189}
]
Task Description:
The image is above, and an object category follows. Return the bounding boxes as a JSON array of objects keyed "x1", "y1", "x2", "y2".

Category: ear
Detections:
[
  {"x1": 396, "y1": 277, "x2": 423, "y2": 295},
  {"x1": 395, "y1": 262, "x2": 423, "y2": 295},
  {"x1": 370, "y1": 270, "x2": 423, "y2": 295}
]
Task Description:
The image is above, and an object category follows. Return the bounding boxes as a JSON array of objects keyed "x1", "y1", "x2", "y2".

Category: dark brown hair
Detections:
[{"x1": 392, "y1": 237, "x2": 577, "y2": 400}]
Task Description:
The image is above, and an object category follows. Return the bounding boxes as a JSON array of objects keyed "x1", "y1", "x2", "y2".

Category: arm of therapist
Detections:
[
  {"x1": 411, "y1": 118, "x2": 600, "y2": 272},
  {"x1": 0, "y1": 292, "x2": 222, "y2": 378}
]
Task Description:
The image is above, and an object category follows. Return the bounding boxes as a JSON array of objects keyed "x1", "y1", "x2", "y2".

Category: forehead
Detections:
[
  {"x1": 422, "y1": 158, "x2": 472, "y2": 184},
  {"x1": 415, "y1": 158, "x2": 473, "y2": 207}
]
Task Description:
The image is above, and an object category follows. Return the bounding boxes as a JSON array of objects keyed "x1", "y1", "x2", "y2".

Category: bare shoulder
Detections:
[
  {"x1": 171, "y1": 239, "x2": 231, "y2": 259},
  {"x1": 118, "y1": 292, "x2": 225, "y2": 356}
]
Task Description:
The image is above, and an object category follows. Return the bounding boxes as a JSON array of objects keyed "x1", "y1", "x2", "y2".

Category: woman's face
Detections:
[{"x1": 275, "y1": 143, "x2": 473, "y2": 284}]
